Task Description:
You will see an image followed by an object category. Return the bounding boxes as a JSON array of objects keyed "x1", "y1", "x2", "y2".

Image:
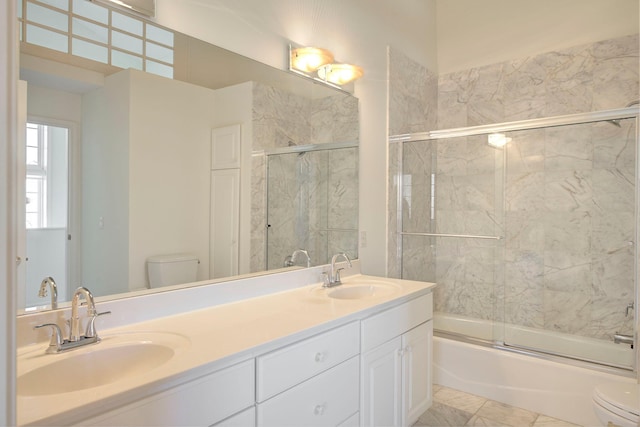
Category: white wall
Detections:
[
  {"x1": 128, "y1": 69, "x2": 214, "y2": 289},
  {"x1": 437, "y1": 0, "x2": 640, "y2": 74},
  {"x1": 82, "y1": 70, "x2": 131, "y2": 297}
]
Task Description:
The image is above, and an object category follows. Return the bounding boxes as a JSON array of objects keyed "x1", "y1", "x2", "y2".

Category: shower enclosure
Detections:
[
  {"x1": 394, "y1": 107, "x2": 638, "y2": 370},
  {"x1": 264, "y1": 142, "x2": 359, "y2": 270}
]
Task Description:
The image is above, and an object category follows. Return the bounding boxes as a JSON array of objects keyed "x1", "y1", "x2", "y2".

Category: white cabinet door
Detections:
[
  {"x1": 361, "y1": 319, "x2": 433, "y2": 427},
  {"x1": 402, "y1": 321, "x2": 432, "y2": 426},
  {"x1": 360, "y1": 336, "x2": 403, "y2": 427},
  {"x1": 211, "y1": 124, "x2": 241, "y2": 170}
]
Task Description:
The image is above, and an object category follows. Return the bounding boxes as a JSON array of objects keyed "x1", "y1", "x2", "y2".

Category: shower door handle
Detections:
[{"x1": 613, "y1": 333, "x2": 634, "y2": 348}]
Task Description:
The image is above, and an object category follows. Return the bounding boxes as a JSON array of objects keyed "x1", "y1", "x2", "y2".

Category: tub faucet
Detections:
[
  {"x1": 38, "y1": 276, "x2": 58, "y2": 309},
  {"x1": 323, "y1": 253, "x2": 352, "y2": 287},
  {"x1": 284, "y1": 249, "x2": 311, "y2": 268}
]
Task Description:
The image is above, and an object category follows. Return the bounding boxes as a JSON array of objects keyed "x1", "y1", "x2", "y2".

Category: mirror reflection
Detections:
[{"x1": 18, "y1": 0, "x2": 359, "y2": 312}]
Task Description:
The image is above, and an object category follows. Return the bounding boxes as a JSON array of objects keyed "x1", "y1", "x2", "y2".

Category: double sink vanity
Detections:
[{"x1": 17, "y1": 262, "x2": 435, "y2": 426}]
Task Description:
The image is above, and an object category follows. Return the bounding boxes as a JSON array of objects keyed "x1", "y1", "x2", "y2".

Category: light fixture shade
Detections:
[
  {"x1": 290, "y1": 47, "x2": 334, "y2": 73},
  {"x1": 92, "y1": 0, "x2": 155, "y2": 17},
  {"x1": 317, "y1": 63, "x2": 364, "y2": 85},
  {"x1": 487, "y1": 133, "x2": 511, "y2": 148}
]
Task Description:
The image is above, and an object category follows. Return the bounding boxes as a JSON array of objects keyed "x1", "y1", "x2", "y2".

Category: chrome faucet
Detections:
[
  {"x1": 284, "y1": 249, "x2": 311, "y2": 268},
  {"x1": 70, "y1": 287, "x2": 97, "y2": 341},
  {"x1": 34, "y1": 286, "x2": 110, "y2": 354},
  {"x1": 322, "y1": 253, "x2": 352, "y2": 287},
  {"x1": 38, "y1": 276, "x2": 58, "y2": 309}
]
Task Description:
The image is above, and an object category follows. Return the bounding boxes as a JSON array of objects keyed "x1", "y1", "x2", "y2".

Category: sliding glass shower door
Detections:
[
  {"x1": 265, "y1": 145, "x2": 359, "y2": 270},
  {"x1": 397, "y1": 108, "x2": 638, "y2": 370}
]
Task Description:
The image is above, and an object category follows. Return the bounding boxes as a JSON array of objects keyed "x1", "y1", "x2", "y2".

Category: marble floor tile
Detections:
[
  {"x1": 414, "y1": 401, "x2": 475, "y2": 427},
  {"x1": 533, "y1": 415, "x2": 581, "y2": 427},
  {"x1": 434, "y1": 387, "x2": 487, "y2": 414},
  {"x1": 414, "y1": 386, "x2": 583, "y2": 427},
  {"x1": 466, "y1": 414, "x2": 513, "y2": 426},
  {"x1": 475, "y1": 401, "x2": 538, "y2": 426}
]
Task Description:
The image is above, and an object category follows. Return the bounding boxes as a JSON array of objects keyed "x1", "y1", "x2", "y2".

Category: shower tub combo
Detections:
[{"x1": 392, "y1": 107, "x2": 639, "y2": 426}]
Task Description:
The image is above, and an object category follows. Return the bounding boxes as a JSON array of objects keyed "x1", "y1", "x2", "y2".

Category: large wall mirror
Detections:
[{"x1": 17, "y1": 0, "x2": 359, "y2": 312}]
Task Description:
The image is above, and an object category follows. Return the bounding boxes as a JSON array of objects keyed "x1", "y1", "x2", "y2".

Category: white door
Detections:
[
  {"x1": 210, "y1": 169, "x2": 240, "y2": 278},
  {"x1": 360, "y1": 336, "x2": 403, "y2": 427},
  {"x1": 16, "y1": 81, "x2": 27, "y2": 309},
  {"x1": 21, "y1": 119, "x2": 72, "y2": 309},
  {"x1": 402, "y1": 321, "x2": 433, "y2": 426},
  {"x1": 210, "y1": 124, "x2": 241, "y2": 279}
]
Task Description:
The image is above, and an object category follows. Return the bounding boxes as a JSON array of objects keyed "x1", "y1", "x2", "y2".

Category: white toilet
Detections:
[
  {"x1": 592, "y1": 382, "x2": 639, "y2": 427},
  {"x1": 146, "y1": 253, "x2": 199, "y2": 288}
]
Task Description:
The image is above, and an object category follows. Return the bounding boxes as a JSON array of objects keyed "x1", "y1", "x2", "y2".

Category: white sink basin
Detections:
[
  {"x1": 18, "y1": 331, "x2": 189, "y2": 396},
  {"x1": 312, "y1": 279, "x2": 400, "y2": 300}
]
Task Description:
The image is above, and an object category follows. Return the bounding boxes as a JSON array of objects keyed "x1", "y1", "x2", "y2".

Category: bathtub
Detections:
[
  {"x1": 433, "y1": 313, "x2": 637, "y2": 426},
  {"x1": 434, "y1": 313, "x2": 634, "y2": 368}
]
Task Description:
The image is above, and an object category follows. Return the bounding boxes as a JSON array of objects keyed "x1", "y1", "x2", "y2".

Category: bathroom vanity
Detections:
[{"x1": 16, "y1": 268, "x2": 434, "y2": 426}]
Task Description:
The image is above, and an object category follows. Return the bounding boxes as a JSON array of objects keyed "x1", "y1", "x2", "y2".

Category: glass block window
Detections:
[{"x1": 18, "y1": 0, "x2": 174, "y2": 79}]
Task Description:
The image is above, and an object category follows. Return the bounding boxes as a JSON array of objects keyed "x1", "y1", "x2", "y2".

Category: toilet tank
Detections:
[{"x1": 146, "y1": 253, "x2": 199, "y2": 288}]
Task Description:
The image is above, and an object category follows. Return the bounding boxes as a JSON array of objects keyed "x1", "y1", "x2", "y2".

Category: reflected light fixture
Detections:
[
  {"x1": 317, "y1": 63, "x2": 364, "y2": 86},
  {"x1": 289, "y1": 45, "x2": 363, "y2": 89},
  {"x1": 290, "y1": 47, "x2": 334, "y2": 73},
  {"x1": 91, "y1": 0, "x2": 155, "y2": 17},
  {"x1": 487, "y1": 133, "x2": 512, "y2": 148}
]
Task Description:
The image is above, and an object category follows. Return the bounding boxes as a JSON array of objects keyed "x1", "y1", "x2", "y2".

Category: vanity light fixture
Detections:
[
  {"x1": 289, "y1": 45, "x2": 363, "y2": 90},
  {"x1": 290, "y1": 47, "x2": 334, "y2": 73},
  {"x1": 487, "y1": 133, "x2": 511, "y2": 148},
  {"x1": 317, "y1": 63, "x2": 364, "y2": 86}
]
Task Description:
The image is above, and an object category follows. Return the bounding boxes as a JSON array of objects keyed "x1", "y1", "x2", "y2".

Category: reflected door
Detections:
[
  {"x1": 21, "y1": 121, "x2": 70, "y2": 309},
  {"x1": 265, "y1": 146, "x2": 359, "y2": 271}
]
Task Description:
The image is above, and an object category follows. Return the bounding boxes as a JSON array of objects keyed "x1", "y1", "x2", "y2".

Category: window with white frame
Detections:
[
  {"x1": 25, "y1": 122, "x2": 69, "y2": 229},
  {"x1": 25, "y1": 123, "x2": 47, "y2": 229},
  {"x1": 17, "y1": 0, "x2": 175, "y2": 79}
]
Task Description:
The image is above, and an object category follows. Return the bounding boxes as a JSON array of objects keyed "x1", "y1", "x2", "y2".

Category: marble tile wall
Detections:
[
  {"x1": 388, "y1": 48, "x2": 439, "y2": 278},
  {"x1": 437, "y1": 34, "x2": 639, "y2": 128},
  {"x1": 251, "y1": 83, "x2": 359, "y2": 272},
  {"x1": 389, "y1": 34, "x2": 639, "y2": 344}
]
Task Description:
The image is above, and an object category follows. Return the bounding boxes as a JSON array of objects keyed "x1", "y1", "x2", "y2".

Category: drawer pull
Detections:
[
  {"x1": 314, "y1": 403, "x2": 326, "y2": 416},
  {"x1": 314, "y1": 352, "x2": 326, "y2": 362}
]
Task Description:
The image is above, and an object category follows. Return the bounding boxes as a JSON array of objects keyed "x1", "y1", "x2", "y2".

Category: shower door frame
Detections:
[
  {"x1": 262, "y1": 140, "x2": 358, "y2": 270},
  {"x1": 393, "y1": 106, "x2": 639, "y2": 371}
]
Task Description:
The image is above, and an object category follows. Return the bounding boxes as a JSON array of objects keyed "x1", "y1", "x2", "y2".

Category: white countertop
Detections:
[{"x1": 17, "y1": 274, "x2": 435, "y2": 426}]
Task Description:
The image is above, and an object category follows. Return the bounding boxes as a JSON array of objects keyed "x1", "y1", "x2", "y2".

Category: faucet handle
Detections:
[
  {"x1": 85, "y1": 311, "x2": 111, "y2": 338},
  {"x1": 321, "y1": 272, "x2": 331, "y2": 287},
  {"x1": 34, "y1": 323, "x2": 63, "y2": 352}
]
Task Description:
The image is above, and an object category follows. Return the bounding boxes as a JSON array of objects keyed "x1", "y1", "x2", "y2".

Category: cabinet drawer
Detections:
[
  {"x1": 257, "y1": 356, "x2": 359, "y2": 427},
  {"x1": 361, "y1": 293, "x2": 432, "y2": 353},
  {"x1": 256, "y1": 322, "x2": 359, "y2": 402},
  {"x1": 81, "y1": 359, "x2": 255, "y2": 427}
]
